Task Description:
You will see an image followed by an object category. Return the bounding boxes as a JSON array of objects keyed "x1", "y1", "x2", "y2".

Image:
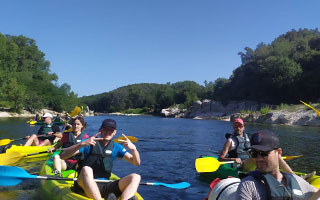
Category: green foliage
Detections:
[
  {"x1": 260, "y1": 105, "x2": 271, "y2": 115},
  {"x1": 0, "y1": 33, "x2": 79, "y2": 113},
  {"x1": 216, "y1": 28, "x2": 320, "y2": 104},
  {"x1": 240, "y1": 110, "x2": 254, "y2": 114},
  {"x1": 275, "y1": 103, "x2": 289, "y2": 110}
]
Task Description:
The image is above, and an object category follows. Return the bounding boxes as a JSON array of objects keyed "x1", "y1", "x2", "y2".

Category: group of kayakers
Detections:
[
  {"x1": 218, "y1": 118, "x2": 320, "y2": 199},
  {"x1": 23, "y1": 113, "x2": 140, "y2": 200},
  {"x1": 20, "y1": 112, "x2": 320, "y2": 199}
]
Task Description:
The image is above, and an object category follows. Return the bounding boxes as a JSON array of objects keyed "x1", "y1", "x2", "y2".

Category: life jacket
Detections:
[
  {"x1": 226, "y1": 132, "x2": 250, "y2": 161},
  {"x1": 38, "y1": 123, "x2": 55, "y2": 142},
  {"x1": 63, "y1": 132, "x2": 87, "y2": 148},
  {"x1": 77, "y1": 141, "x2": 114, "y2": 179},
  {"x1": 63, "y1": 132, "x2": 88, "y2": 161},
  {"x1": 248, "y1": 171, "x2": 305, "y2": 200}
]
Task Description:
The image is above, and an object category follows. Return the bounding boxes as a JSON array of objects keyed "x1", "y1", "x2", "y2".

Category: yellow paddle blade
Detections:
[
  {"x1": 70, "y1": 107, "x2": 81, "y2": 118},
  {"x1": 64, "y1": 128, "x2": 73, "y2": 132},
  {"x1": 300, "y1": 100, "x2": 320, "y2": 117},
  {"x1": 195, "y1": 157, "x2": 222, "y2": 173},
  {"x1": 0, "y1": 139, "x2": 13, "y2": 146},
  {"x1": 29, "y1": 121, "x2": 37, "y2": 125},
  {"x1": 113, "y1": 136, "x2": 138, "y2": 143},
  {"x1": 0, "y1": 151, "x2": 23, "y2": 165},
  {"x1": 282, "y1": 155, "x2": 303, "y2": 160}
]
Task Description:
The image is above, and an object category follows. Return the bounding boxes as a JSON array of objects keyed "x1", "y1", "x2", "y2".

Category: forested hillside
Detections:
[
  {"x1": 2, "y1": 29, "x2": 320, "y2": 114},
  {"x1": 81, "y1": 29, "x2": 320, "y2": 113},
  {"x1": 0, "y1": 33, "x2": 79, "y2": 112}
]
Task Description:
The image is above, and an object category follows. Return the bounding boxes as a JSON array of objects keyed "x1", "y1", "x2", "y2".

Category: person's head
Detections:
[
  {"x1": 99, "y1": 119, "x2": 117, "y2": 140},
  {"x1": 42, "y1": 113, "x2": 53, "y2": 124},
  {"x1": 233, "y1": 118, "x2": 244, "y2": 135},
  {"x1": 248, "y1": 130, "x2": 282, "y2": 173},
  {"x1": 72, "y1": 116, "x2": 86, "y2": 133}
]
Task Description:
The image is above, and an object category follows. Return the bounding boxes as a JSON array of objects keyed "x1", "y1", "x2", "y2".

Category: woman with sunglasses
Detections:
[{"x1": 237, "y1": 130, "x2": 319, "y2": 200}]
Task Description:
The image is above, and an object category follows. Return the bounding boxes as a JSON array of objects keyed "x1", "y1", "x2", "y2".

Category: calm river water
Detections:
[{"x1": 0, "y1": 115, "x2": 319, "y2": 199}]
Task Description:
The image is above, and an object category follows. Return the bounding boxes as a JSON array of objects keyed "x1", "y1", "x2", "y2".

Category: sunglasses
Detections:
[{"x1": 249, "y1": 149, "x2": 273, "y2": 158}]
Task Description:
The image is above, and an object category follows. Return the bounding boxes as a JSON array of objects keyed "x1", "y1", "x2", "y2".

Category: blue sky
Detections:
[{"x1": 1, "y1": 1, "x2": 319, "y2": 97}]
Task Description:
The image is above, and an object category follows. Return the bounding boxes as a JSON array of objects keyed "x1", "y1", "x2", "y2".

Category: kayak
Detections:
[
  {"x1": 39, "y1": 157, "x2": 144, "y2": 200},
  {"x1": 4, "y1": 144, "x2": 54, "y2": 157},
  {"x1": 28, "y1": 121, "x2": 64, "y2": 125}
]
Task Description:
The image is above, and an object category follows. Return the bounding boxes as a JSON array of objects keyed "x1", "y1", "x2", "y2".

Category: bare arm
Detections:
[
  {"x1": 119, "y1": 134, "x2": 141, "y2": 166},
  {"x1": 60, "y1": 133, "x2": 100, "y2": 160},
  {"x1": 219, "y1": 139, "x2": 242, "y2": 164}
]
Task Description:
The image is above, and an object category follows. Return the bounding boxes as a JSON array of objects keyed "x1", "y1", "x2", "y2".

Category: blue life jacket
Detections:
[
  {"x1": 249, "y1": 171, "x2": 305, "y2": 200},
  {"x1": 226, "y1": 132, "x2": 250, "y2": 161},
  {"x1": 77, "y1": 141, "x2": 114, "y2": 179}
]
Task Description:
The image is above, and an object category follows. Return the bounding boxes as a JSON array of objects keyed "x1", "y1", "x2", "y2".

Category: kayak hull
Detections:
[
  {"x1": 5, "y1": 145, "x2": 54, "y2": 158},
  {"x1": 39, "y1": 158, "x2": 144, "y2": 200}
]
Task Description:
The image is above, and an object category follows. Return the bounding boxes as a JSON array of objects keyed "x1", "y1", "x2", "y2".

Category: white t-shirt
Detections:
[{"x1": 236, "y1": 174, "x2": 318, "y2": 200}]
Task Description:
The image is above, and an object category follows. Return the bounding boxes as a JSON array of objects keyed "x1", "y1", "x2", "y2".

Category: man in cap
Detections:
[
  {"x1": 60, "y1": 119, "x2": 141, "y2": 200},
  {"x1": 25, "y1": 113, "x2": 62, "y2": 146},
  {"x1": 219, "y1": 118, "x2": 250, "y2": 165},
  {"x1": 237, "y1": 130, "x2": 319, "y2": 199}
]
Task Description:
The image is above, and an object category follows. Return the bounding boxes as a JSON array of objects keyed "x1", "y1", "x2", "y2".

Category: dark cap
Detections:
[
  {"x1": 249, "y1": 130, "x2": 280, "y2": 151},
  {"x1": 100, "y1": 119, "x2": 116, "y2": 129}
]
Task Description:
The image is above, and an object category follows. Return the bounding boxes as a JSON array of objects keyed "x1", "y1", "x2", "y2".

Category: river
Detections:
[{"x1": 0, "y1": 115, "x2": 319, "y2": 199}]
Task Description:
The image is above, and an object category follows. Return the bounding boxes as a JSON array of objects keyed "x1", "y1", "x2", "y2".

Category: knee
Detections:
[
  {"x1": 81, "y1": 166, "x2": 93, "y2": 177},
  {"x1": 129, "y1": 173, "x2": 141, "y2": 183},
  {"x1": 30, "y1": 134, "x2": 37, "y2": 138},
  {"x1": 53, "y1": 154, "x2": 60, "y2": 161}
]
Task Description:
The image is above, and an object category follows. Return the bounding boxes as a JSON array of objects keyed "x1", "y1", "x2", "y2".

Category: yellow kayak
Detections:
[
  {"x1": 39, "y1": 158, "x2": 144, "y2": 200},
  {"x1": 5, "y1": 145, "x2": 54, "y2": 158}
]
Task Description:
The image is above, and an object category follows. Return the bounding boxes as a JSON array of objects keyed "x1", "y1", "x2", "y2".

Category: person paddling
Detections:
[
  {"x1": 24, "y1": 113, "x2": 62, "y2": 146},
  {"x1": 48, "y1": 116, "x2": 89, "y2": 176},
  {"x1": 60, "y1": 119, "x2": 141, "y2": 200},
  {"x1": 219, "y1": 118, "x2": 294, "y2": 173},
  {"x1": 219, "y1": 118, "x2": 250, "y2": 166},
  {"x1": 237, "y1": 130, "x2": 319, "y2": 199}
]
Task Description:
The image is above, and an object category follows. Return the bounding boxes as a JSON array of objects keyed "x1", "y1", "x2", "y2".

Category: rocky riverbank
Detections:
[
  {"x1": 0, "y1": 107, "x2": 94, "y2": 118},
  {"x1": 161, "y1": 100, "x2": 320, "y2": 127}
]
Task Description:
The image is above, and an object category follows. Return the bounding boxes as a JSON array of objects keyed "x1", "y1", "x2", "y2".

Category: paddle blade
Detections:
[
  {"x1": 144, "y1": 182, "x2": 190, "y2": 189},
  {"x1": 114, "y1": 136, "x2": 138, "y2": 143},
  {"x1": 195, "y1": 157, "x2": 220, "y2": 173},
  {"x1": 300, "y1": 100, "x2": 320, "y2": 117},
  {"x1": 0, "y1": 165, "x2": 37, "y2": 186},
  {"x1": 0, "y1": 152, "x2": 23, "y2": 165},
  {"x1": 282, "y1": 155, "x2": 303, "y2": 160},
  {"x1": 0, "y1": 139, "x2": 12, "y2": 146},
  {"x1": 70, "y1": 106, "x2": 81, "y2": 117}
]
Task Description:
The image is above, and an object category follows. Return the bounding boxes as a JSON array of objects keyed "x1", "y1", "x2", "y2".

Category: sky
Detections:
[{"x1": 0, "y1": 1, "x2": 319, "y2": 97}]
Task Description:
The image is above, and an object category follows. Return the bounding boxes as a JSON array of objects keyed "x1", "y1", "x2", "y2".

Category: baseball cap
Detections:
[
  {"x1": 249, "y1": 130, "x2": 281, "y2": 151},
  {"x1": 42, "y1": 113, "x2": 53, "y2": 118},
  {"x1": 100, "y1": 119, "x2": 116, "y2": 129},
  {"x1": 234, "y1": 118, "x2": 244, "y2": 126}
]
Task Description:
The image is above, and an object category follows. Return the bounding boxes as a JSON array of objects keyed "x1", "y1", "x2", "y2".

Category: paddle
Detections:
[
  {"x1": 0, "y1": 165, "x2": 190, "y2": 189},
  {"x1": 195, "y1": 155, "x2": 303, "y2": 173},
  {"x1": 0, "y1": 149, "x2": 65, "y2": 166},
  {"x1": 0, "y1": 135, "x2": 46, "y2": 146},
  {"x1": 114, "y1": 136, "x2": 138, "y2": 143},
  {"x1": 0, "y1": 136, "x2": 138, "y2": 165},
  {"x1": 195, "y1": 157, "x2": 234, "y2": 173},
  {"x1": 300, "y1": 100, "x2": 320, "y2": 117},
  {"x1": 70, "y1": 106, "x2": 81, "y2": 118}
]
